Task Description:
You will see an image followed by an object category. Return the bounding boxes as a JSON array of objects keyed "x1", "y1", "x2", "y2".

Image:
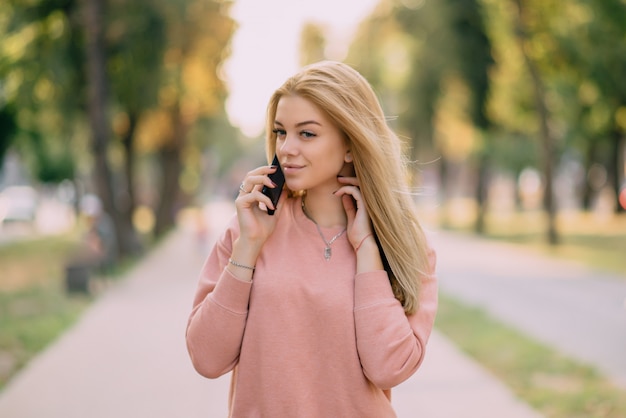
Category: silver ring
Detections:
[{"x1": 239, "y1": 183, "x2": 250, "y2": 193}]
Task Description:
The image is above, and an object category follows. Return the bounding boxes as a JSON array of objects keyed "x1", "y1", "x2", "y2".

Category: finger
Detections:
[
  {"x1": 335, "y1": 185, "x2": 364, "y2": 209},
  {"x1": 239, "y1": 182, "x2": 252, "y2": 194},
  {"x1": 240, "y1": 172, "x2": 278, "y2": 194},
  {"x1": 235, "y1": 191, "x2": 260, "y2": 210},
  {"x1": 247, "y1": 164, "x2": 278, "y2": 176},
  {"x1": 341, "y1": 194, "x2": 356, "y2": 226},
  {"x1": 256, "y1": 188, "x2": 288, "y2": 214},
  {"x1": 236, "y1": 185, "x2": 271, "y2": 206},
  {"x1": 337, "y1": 176, "x2": 360, "y2": 187}
]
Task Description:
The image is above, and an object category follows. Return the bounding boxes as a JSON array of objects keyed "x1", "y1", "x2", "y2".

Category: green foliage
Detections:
[
  {"x1": 108, "y1": 0, "x2": 166, "y2": 115},
  {"x1": 35, "y1": 149, "x2": 75, "y2": 183},
  {"x1": 446, "y1": 0, "x2": 494, "y2": 130},
  {"x1": 392, "y1": 0, "x2": 450, "y2": 151},
  {"x1": 22, "y1": 131, "x2": 75, "y2": 183},
  {"x1": 191, "y1": 113, "x2": 241, "y2": 175},
  {"x1": 0, "y1": 0, "x2": 235, "y2": 182},
  {"x1": 348, "y1": 0, "x2": 494, "y2": 173},
  {"x1": 1, "y1": 0, "x2": 85, "y2": 183},
  {"x1": 488, "y1": 130, "x2": 539, "y2": 174},
  {"x1": 392, "y1": 0, "x2": 493, "y2": 140}
]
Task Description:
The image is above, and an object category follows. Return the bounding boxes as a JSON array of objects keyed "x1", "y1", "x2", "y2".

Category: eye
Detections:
[
  {"x1": 301, "y1": 130, "x2": 316, "y2": 139},
  {"x1": 272, "y1": 128, "x2": 286, "y2": 138}
]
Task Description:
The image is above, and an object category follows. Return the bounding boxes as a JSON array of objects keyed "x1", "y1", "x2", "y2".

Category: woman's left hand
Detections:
[{"x1": 334, "y1": 176, "x2": 374, "y2": 250}]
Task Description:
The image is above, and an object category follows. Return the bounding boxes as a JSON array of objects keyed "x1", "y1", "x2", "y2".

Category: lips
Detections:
[{"x1": 282, "y1": 163, "x2": 304, "y2": 170}]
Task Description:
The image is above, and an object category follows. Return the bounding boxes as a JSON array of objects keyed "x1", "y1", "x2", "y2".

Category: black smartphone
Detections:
[{"x1": 261, "y1": 154, "x2": 285, "y2": 215}]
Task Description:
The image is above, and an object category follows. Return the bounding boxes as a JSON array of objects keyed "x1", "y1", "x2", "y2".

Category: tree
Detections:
[
  {"x1": 1, "y1": 0, "x2": 237, "y2": 251},
  {"x1": 481, "y1": 0, "x2": 566, "y2": 244},
  {"x1": 507, "y1": 0, "x2": 559, "y2": 244},
  {"x1": 389, "y1": 0, "x2": 493, "y2": 232},
  {"x1": 0, "y1": 0, "x2": 84, "y2": 185},
  {"x1": 299, "y1": 22, "x2": 327, "y2": 66},
  {"x1": 83, "y1": 0, "x2": 126, "y2": 260},
  {"x1": 147, "y1": 0, "x2": 236, "y2": 237},
  {"x1": 106, "y1": 0, "x2": 167, "y2": 253},
  {"x1": 0, "y1": 105, "x2": 17, "y2": 171},
  {"x1": 347, "y1": 0, "x2": 429, "y2": 158},
  {"x1": 347, "y1": 1, "x2": 493, "y2": 237},
  {"x1": 558, "y1": 0, "x2": 626, "y2": 213},
  {"x1": 445, "y1": 0, "x2": 494, "y2": 233}
]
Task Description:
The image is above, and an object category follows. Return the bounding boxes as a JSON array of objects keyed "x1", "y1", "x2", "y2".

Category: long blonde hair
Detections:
[{"x1": 265, "y1": 61, "x2": 430, "y2": 314}]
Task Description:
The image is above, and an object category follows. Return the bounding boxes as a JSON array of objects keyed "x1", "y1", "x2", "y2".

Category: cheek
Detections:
[{"x1": 319, "y1": 153, "x2": 348, "y2": 177}]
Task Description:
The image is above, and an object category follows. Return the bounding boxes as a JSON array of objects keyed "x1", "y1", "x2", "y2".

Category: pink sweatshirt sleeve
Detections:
[
  {"x1": 186, "y1": 221, "x2": 252, "y2": 379},
  {"x1": 353, "y1": 248, "x2": 438, "y2": 389}
]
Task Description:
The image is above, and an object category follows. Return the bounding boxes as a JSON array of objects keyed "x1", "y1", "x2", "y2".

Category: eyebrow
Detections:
[{"x1": 274, "y1": 120, "x2": 322, "y2": 128}]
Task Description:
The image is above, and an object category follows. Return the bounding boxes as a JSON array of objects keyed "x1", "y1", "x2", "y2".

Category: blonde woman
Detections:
[{"x1": 186, "y1": 61, "x2": 438, "y2": 417}]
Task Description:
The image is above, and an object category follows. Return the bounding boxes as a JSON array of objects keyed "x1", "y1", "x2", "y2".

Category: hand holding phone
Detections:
[{"x1": 261, "y1": 154, "x2": 285, "y2": 215}]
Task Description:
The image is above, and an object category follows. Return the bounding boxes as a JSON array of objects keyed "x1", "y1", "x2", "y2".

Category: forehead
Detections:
[{"x1": 275, "y1": 95, "x2": 329, "y2": 124}]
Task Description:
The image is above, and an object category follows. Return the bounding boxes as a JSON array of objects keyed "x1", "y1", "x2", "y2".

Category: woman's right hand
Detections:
[{"x1": 234, "y1": 164, "x2": 285, "y2": 249}]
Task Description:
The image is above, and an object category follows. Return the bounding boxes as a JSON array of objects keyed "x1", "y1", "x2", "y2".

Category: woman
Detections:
[{"x1": 186, "y1": 61, "x2": 438, "y2": 417}]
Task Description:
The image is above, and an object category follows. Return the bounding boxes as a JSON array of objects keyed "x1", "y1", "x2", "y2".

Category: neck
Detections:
[{"x1": 302, "y1": 191, "x2": 346, "y2": 228}]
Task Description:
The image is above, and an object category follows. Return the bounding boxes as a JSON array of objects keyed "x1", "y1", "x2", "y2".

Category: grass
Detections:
[
  {"x1": 0, "y1": 233, "x2": 92, "y2": 390},
  {"x1": 482, "y1": 210, "x2": 626, "y2": 276},
  {"x1": 435, "y1": 294, "x2": 626, "y2": 417},
  {"x1": 0, "y1": 234, "x2": 80, "y2": 292},
  {"x1": 432, "y1": 202, "x2": 626, "y2": 276},
  {"x1": 0, "y1": 284, "x2": 90, "y2": 389}
]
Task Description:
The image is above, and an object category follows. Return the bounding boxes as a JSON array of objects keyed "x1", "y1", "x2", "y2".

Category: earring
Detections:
[{"x1": 345, "y1": 151, "x2": 353, "y2": 163}]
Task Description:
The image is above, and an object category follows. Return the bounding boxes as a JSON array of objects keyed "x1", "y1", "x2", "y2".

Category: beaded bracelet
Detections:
[{"x1": 228, "y1": 258, "x2": 255, "y2": 271}]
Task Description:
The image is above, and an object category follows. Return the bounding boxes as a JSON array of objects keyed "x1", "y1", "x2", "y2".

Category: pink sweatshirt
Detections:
[{"x1": 186, "y1": 196, "x2": 438, "y2": 417}]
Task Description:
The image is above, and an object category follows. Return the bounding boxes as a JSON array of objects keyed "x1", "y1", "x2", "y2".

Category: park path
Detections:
[
  {"x1": 429, "y1": 229, "x2": 626, "y2": 390},
  {"x1": 0, "y1": 200, "x2": 543, "y2": 417}
]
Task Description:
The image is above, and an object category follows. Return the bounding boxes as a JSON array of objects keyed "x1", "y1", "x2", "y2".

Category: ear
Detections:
[{"x1": 344, "y1": 150, "x2": 353, "y2": 163}]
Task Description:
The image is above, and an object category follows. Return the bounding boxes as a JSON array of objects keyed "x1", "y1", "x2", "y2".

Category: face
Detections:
[{"x1": 273, "y1": 95, "x2": 352, "y2": 193}]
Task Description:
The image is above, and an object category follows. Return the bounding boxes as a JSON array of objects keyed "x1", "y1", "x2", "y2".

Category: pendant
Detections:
[{"x1": 324, "y1": 247, "x2": 332, "y2": 261}]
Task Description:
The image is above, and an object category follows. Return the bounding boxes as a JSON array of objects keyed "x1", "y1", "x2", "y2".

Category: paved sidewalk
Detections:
[
  {"x1": 429, "y1": 229, "x2": 626, "y2": 389},
  {"x1": 0, "y1": 201, "x2": 542, "y2": 417}
]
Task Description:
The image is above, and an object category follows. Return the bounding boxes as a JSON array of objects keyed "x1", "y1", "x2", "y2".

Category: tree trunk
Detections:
[
  {"x1": 154, "y1": 147, "x2": 181, "y2": 237},
  {"x1": 121, "y1": 112, "x2": 138, "y2": 215},
  {"x1": 83, "y1": 0, "x2": 135, "y2": 258},
  {"x1": 153, "y1": 106, "x2": 187, "y2": 238},
  {"x1": 581, "y1": 139, "x2": 598, "y2": 210},
  {"x1": 438, "y1": 155, "x2": 451, "y2": 229},
  {"x1": 120, "y1": 111, "x2": 143, "y2": 253},
  {"x1": 474, "y1": 150, "x2": 489, "y2": 234},
  {"x1": 608, "y1": 129, "x2": 625, "y2": 213},
  {"x1": 513, "y1": 0, "x2": 559, "y2": 245}
]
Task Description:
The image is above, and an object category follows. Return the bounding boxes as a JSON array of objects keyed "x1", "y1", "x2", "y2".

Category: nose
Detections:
[{"x1": 278, "y1": 132, "x2": 298, "y2": 156}]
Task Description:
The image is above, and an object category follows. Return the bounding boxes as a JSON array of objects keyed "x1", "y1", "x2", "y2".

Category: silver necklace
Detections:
[{"x1": 301, "y1": 198, "x2": 347, "y2": 261}]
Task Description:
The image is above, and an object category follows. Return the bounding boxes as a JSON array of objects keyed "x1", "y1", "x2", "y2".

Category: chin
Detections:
[{"x1": 284, "y1": 180, "x2": 303, "y2": 193}]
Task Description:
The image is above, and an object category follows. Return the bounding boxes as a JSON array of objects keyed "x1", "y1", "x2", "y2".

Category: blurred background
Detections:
[{"x1": 1, "y1": 0, "x2": 625, "y2": 416}]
